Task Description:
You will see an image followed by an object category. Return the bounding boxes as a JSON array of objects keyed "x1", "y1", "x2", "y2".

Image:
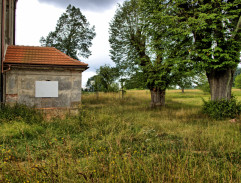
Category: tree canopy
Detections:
[
  {"x1": 40, "y1": 4, "x2": 96, "y2": 60},
  {"x1": 109, "y1": 0, "x2": 194, "y2": 106},
  {"x1": 141, "y1": 0, "x2": 241, "y2": 100},
  {"x1": 110, "y1": 0, "x2": 241, "y2": 104}
]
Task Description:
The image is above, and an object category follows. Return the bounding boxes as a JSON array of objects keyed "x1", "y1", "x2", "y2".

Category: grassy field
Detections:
[{"x1": 1, "y1": 89, "x2": 241, "y2": 182}]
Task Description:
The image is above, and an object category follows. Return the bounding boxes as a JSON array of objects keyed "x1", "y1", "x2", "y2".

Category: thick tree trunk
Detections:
[
  {"x1": 206, "y1": 69, "x2": 234, "y2": 101},
  {"x1": 150, "y1": 88, "x2": 165, "y2": 107}
]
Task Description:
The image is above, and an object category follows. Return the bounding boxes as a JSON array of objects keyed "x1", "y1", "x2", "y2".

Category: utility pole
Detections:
[{"x1": 0, "y1": 0, "x2": 4, "y2": 104}]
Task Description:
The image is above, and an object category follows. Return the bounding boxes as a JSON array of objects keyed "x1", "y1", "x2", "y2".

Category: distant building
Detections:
[{"x1": 1, "y1": 1, "x2": 88, "y2": 111}]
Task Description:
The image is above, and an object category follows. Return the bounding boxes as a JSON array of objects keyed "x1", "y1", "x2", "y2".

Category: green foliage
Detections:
[
  {"x1": 233, "y1": 67, "x2": 241, "y2": 80},
  {"x1": 171, "y1": 61, "x2": 196, "y2": 91},
  {"x1": 86, "y1": 65, "x2": 119, "y2": 92},
  {"x1": 0, "y1": 103, "x2": 43, "y2": 124},
  {"x1": 235, "y1": 74, "x2": 241, "y2": 89},
  {"x1": 140, "y1": 0, "x2": 241, "y2": 101},
  {"x1": 86, "y1": 75, "x2": 101, "y2": 92},
  {"x1": 125, "y1": 71, "x2": 147, "y2": 90},
  {"x1": 202, "y1": 97, "x2": 241, "y2": 119},
  {"x1": 196, "y1": 73, "x2": 210, "y2": 93},
  {"x1": 173, "y1": 0, "x2": 241, "y2": 72},
  {"x1": 199, "y1": 82, "x2": 210, "y2": 94},
  {"x1": 109, "y1": 0, "x2": 200, "y2": 106},
  {"x1": 40, "y1": 4, "x2": 96, "y2": 59}
]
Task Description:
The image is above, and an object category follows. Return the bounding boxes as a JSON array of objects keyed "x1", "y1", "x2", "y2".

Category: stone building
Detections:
[
  {"x1": 1, "y1": 0, "x2": 88, "y2": 111},
  {"x1": 3, "y1": 46, "x2": 88, "y2": 109}
]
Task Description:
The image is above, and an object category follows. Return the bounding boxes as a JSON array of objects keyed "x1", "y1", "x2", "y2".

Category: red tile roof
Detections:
[{"x1": 4, "y1": 45, "x2": 88, "y2": 68}]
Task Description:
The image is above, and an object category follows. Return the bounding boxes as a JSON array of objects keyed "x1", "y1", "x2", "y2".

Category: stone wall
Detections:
[{"x1": 4, "y1": 67, "x2": 83, "y2": 108}]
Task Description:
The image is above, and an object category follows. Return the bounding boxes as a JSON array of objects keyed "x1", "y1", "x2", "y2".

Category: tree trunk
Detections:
[
  {"x1": 181, "y1": 88, "x2": 184, "y2": 93},
  {"x1": 150, "y1": 88, "x2": 165, "y2": 107},
  {"x1": 206, "y1": 69, "x2": 234, "y2": 101}
]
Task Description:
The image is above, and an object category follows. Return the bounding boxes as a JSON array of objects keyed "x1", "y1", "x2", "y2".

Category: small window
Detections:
[{"x1": 35, "y1": 81, "x2": 58, "y2": 98}]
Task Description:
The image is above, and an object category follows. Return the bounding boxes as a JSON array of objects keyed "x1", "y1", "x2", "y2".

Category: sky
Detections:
[{"x1": 16, "y1": 0, "x2": 125, "y2": 87}]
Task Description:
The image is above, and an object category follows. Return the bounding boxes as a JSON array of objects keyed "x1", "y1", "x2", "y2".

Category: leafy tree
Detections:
[
  {"x1": 196, "y1": 72, "x2": 210, "y2": 93},
  {"x1": 110, "y1": 0, "x2": 194, "y2": 106},
  {"x1": 125, "y1": 71, "x2": 147, "y2": 90},
  {"x1": 171, "y1": 61, "x2": 196, "y2": 93},
  {"x1": 86, "y1": 65, "x2": 119, "y2": 92},
  {"x1": 40, "y1": 4, "x2": 96, "y2": 59},
  {"x1": 97, "y1": 65, "x2": 119, "y2": 92},
  {"x1": 233, "y1": 67, "x2": 241, "y2": 86},
  {"x1": 110, "y1": 0, "x2": 176, "y2": 106},
  {"x1": 235, "y1": 74, "x2": 241, "y2": 89},
  {"x1": 234, "y1": 67, "x2": 241, "y2": 78},
  {"x1": 86, "y1": 75, "x2": 101, "y2": 92},
  {"x1": 142, "y1": 0, "x2": 241, "y2": 101}
]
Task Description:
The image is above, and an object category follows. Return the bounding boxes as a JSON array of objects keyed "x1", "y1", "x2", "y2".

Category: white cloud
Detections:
[
  {"x1": 16, "y1": 0, "x2": 64, "y2": 46},
  {"x1": 82, "y1": 71, "x2": 96, "y2": 88},
  {"x1": 37, "y1": 0, "x2": 122, "y2": 11},
  {"x1": 15, "y1": 0, "x2": 122, "y2": 85}
]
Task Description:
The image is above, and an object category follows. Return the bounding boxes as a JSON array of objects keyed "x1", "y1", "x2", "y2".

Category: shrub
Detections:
[
  {"x1": 235, "y1": 74, "x2": 241, "y2": 89},
  {"x1": 0, "y1": 103, "x2": 43, "y2": 124},
  {"x1": 202, "y1": 96, "x2": 241, "y2": 120},
  {"x1": 199, "y1": 82, "x2": 210, "y2": 93}
]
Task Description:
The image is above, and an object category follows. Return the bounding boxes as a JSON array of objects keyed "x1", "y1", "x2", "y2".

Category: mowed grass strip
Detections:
[{"x1": 0, "y1": 89, "x2": 241, "y2": 182}]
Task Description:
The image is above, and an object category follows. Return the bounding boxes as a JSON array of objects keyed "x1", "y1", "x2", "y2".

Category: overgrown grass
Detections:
[{"x1": 1, "y1": 89, "x2": 241, "y2": 182}]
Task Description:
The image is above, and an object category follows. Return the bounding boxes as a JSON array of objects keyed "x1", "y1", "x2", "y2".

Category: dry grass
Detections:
[{"x1": 1, "y1": 89, "x2": 241, "y2": 182}]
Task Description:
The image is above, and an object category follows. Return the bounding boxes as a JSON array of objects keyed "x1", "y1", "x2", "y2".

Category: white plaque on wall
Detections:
[{"x1": 35, "y1": 81, "x2": 58, "y2": 98}]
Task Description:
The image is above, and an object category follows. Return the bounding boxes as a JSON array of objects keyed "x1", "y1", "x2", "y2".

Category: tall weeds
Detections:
[{"x1": 0, "y1": 90, "x2": 241, "y2": 182}]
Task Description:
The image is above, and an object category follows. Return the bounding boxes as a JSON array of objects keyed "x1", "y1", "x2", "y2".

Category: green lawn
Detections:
[{"x1": 1, "y1": 89, "x2": 241, "y2": 182}]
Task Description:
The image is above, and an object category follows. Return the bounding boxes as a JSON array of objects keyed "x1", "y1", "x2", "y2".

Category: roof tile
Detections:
[{"x1": 4, "y1": 45, "x2": 88, "y2": 67}]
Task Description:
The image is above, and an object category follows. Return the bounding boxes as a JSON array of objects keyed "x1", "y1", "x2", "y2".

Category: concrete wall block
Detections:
[
  {"x1": 73, "y1": 79, "x2": 82, "y2": 90},
  {"x1": 20, "y1": 77, "x2": 35, "y2": 90},
  {"x1": 52, "y1": 93, "x2": 70, "y2": 107},
  {"x1": 71, "y1": 92, "x2": 81, "y2": 102},
  {"x1": 59, "y1": 80, "x2": 72, "y2": 91},
  {"x1": 18, "y1": 95, "x2": 35, "y2": 107},
  {"x1": 6, "y1": 73, "x2": 18, "y2": 94},
  {"x1": 5, "y1": 68, "x2": 83, "y2": 108},
  {"x1": 40, "y1": 98, "x2": 53, "y2": 108}
]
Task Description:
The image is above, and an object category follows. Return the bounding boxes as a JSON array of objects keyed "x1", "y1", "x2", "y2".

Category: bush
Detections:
[
  {"x1": 199, "y1": 81, "x2": 210, "y2": 93},
  {"x1": 202, "y1": 97, "x2": 241, "y2": 120},
  {"x1": 0, "y1": 103, "x2": 43, "y2": 124},
  {"x1": 235, "y1": 74, "x2": 241, "y2": 89}
]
